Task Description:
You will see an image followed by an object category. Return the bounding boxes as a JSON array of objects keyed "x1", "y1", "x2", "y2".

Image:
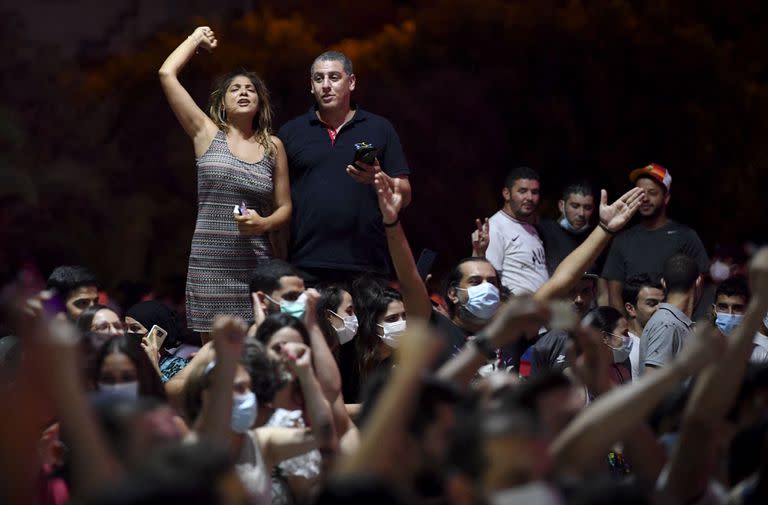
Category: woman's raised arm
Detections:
[{"x1": 158, "y1": 26, "x2": 219, "y2": 155}]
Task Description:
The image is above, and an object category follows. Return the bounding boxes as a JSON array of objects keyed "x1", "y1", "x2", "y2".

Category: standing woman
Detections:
[{"x1": 159, "y1": 26, "x2": 291, "y2": 339}]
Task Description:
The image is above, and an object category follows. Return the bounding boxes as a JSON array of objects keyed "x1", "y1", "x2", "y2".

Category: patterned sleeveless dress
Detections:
[{"x1": 186, "y1": 131, "x2": 274, "y2": 332}]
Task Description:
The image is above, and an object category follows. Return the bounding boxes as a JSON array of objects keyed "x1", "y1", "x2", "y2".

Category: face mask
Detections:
[
  {"x1": 97, "y1": 381, "x2": 139, "y2": 399},
  {"x1": 331, "y1": 312, "x2": 358, "y2": 345},
  {"x1": 558, "y1": 216, "x2": 589, "y2": 234},
  {"x1": 490, "y1": 481, "x2": 562, "y2": 505},
  {"x1": 605, "y1": 334, "x2": 632, "y2": 363},
  {"x1": 457, "y1": 282, "x2": 500, "y2": 321},
  {"x1": 268, "y1": 293, "x2": 307, "y2": 320},
  {"x1": 715, "y1": 312, "x2": 744, "y2": 336},
  {"x1": 231, "y1": 392, "x2": 257, "y2": 434},
  {"x1": 710, "y1": 261, "x2": 731, "y2": 282},
  {"x1": 378, "y1": 319, "x2": 406, "y2": 348}
]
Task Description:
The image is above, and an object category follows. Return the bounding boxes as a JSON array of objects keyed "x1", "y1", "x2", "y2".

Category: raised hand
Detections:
[
  {"x1": 280, "y1": 342, "x2": 312, "y2": 378},
  {"x1": 374, "y1": 168, "x2": 403, "y2": 224},
  {"x1": 471, "y1": 217, "x2": 490, "y2": 257},
  {"x1": 210, "y1": 315, "x2": 247, "y2": 364},
  {"x1": 484, "y1": 295, "x2": 550, "y2": 348},
  {"x1": 598, "y1": 187, "x2": 645, "y2": 233},
  {"x1": 234, "y1": 208, "x2": 269, "y2": 235},
  {"x1": 191, "y1": 26, "x2": 218, "y2": 52},
  {"x1": 141, "y1": 333, "x2": 161, "y2": 375},
  {"x1": 303, "y1": 288, "x2": 321, "y2": 327}
]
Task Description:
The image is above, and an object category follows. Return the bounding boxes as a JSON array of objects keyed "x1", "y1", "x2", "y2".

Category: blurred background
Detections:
[{"x1": 2, "y1": 0, "x2": 767, "y2": 295}]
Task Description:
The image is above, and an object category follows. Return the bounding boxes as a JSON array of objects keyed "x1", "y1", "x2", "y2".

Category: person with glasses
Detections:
[{"x1": 76, "y1": 304, "x2": 125, "y2": 336}]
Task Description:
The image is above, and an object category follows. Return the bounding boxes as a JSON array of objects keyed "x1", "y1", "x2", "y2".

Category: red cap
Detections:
[{"x1": 629, "y1": 163, "x2": 671, "y2": 191}]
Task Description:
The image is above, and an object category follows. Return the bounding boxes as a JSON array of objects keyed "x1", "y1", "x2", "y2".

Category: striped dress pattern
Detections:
[{"x1": 186, "y1": 130, "x2": 274, "y2": 331}]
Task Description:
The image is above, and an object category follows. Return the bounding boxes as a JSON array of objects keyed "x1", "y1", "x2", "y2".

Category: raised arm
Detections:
[
  {"x1": 158, "y1": 26, "x2": 219, "y2": 155},
  {"x1": 194, "y1": 316, "x2": 246, "y2": 447},
  {"x1": 550, "y1": 323, "x2": 721, "y2": 476},
  {"x1": 534, "y1": 188, "x2": 644, "y2": 302},
  {"x1": 374, "y1": 170, "x2": 432, "y2": 320},
  {"x1": 664, "y1": 248, "x2": 768, "y2": 503},
  {"x1": 336, "y1": 321, "x2": 442, "y2": 477},
  {"x1": 27, "y1": 296, "x2": 123, "y2": 499},
  {"x1": 165, "y1": 340, "x2": 214, "y2": 411},
  {"x1": 303, "y1": 289, "x2": 358, "y2": 443},
  {"x1": 282, "y1": 342, "x2": 338, "y2": 466},
  {"x1": 303, "y1": 289, "x2": 341, "y2": 403}
]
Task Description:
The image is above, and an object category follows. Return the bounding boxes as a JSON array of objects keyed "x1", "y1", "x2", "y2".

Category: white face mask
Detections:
[
  {"x1": 97, "y1": 380, "x2": 139, "y2": 399},
  {"x1": 490, "y1": 481, "x2": 563, "y2": 505},
  {"x1": 331, "y1": 311, "x2": 358, "y2": 345},
  {"x1": 230, "y1": 391, "x2": 258, "y2": 434},
  {"x1": 378, "y1": 319, "x2": 406, "y2": 348},
  {"x1": 605, "y1": 333, "x2": 633, "y2": 363}
]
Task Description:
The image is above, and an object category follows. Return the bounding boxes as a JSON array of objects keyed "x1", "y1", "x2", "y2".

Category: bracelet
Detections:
[
  {"x1": 471, "y1": 333, "x2": 497, "y2": 360},
  {"x1": 383, "y1": 216, "x2": 400, "y2": 228},
  {"x1": 598, "y1": 222, "x2": 615, "y2": 235}
]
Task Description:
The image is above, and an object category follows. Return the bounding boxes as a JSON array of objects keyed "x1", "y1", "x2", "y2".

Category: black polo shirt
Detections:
[{"x1": 278, "y1": 107, "x2": 410, "y2": 274}]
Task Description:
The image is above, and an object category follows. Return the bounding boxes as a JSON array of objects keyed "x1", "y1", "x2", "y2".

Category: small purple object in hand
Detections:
[{"x1": 238, "y1": 201, "x2": 247, "y2": 216}]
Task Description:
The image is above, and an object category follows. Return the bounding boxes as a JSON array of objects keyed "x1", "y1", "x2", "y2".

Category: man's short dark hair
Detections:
[
  {"x1": 311, "y1": 51, "x2": 353, "y2": 76},
  {"x1": 715, "y1": 276, "x2": 750, "y2": 302},
  {"x1": 504, "y1": 166, "x2": 540, "y2": 189},
  {"x1": 248, "y1": 259, "x2": 300, "y2": 294},
  {"x1": 562, "y1": 181, "x2": 595, "y2": 201},
  {"x1": 622, "y1": 273, "x2": 664, "y2": 306},
  {"x1": 46, "y1": 265, "x2": 98, "y2": 297},
  {"x1": 662, "y1": 254, "x2": 699, "y2": 294}
]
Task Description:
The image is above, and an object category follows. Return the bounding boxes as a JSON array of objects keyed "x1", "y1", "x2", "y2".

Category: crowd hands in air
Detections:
[{"x1": 3, "y1": 24, "x2": 768, "y2": 505}]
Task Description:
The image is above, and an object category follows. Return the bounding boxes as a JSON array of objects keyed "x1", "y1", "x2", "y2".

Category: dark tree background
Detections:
[{"x1": 2, "y1": 0, "x2": 767, "y2": 292}]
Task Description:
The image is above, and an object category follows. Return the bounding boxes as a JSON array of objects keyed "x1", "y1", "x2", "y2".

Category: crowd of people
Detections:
[{"x1": 2, "y1": 25, "x2": 768, "y2": 505}]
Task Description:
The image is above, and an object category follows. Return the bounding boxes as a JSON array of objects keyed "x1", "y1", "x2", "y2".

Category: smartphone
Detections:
[
  {"x1": 147, "y1": 324, "x2": 168, "y2": 350},
  {"x1": 353, "y1": 142, "x2": 380, "y2": 168},
  {"x1": 416, "y1": 248, "x2": 438, "y2": 282}
]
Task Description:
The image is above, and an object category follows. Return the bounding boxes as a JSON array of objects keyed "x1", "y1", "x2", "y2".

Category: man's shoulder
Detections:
[
  {"x1": 533, "y1": 329, "x2": 569, "y2": 350},
  {"x1": 356, "y1": 108, "x2": 396, "y2": 128},
  {"x1": 278, "y1": 110, "x2": 313, "y2": 138}
]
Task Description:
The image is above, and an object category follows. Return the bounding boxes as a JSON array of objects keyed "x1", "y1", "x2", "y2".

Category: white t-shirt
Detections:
[
  {"x1": 751, "y1": 332, "x2": 768, "y2": 363},
  {"x1": 629, "y1": 332, "x2": 642, "y2": 381},
  {"x1": 486, "y1": 210, "x2": 549, "y2": 295}
]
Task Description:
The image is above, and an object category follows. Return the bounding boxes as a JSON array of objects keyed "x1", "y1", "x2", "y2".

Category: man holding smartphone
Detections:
[{"x1": 278, "y1": 51, "x2": 411, "y2": 284}]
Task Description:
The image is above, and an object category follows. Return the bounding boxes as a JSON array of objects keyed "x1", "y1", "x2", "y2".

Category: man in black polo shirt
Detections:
[{"x1": 278, "y1": 51, "x2": 411, "y2": 284}]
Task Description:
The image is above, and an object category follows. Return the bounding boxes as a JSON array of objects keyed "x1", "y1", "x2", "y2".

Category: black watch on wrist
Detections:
[{"x1": 472, "y1": 333, "x2": 497, "y2": 360}]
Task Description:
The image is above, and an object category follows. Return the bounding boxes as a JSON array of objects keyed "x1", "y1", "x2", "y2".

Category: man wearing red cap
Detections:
[{"x1": 602, "y1": 164, "x2": 709, "y2": 312}]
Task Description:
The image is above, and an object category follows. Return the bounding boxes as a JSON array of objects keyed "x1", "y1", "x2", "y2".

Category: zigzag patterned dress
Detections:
[{"x1": 186, "y1": 131, "x2": 274, "y2": 332}]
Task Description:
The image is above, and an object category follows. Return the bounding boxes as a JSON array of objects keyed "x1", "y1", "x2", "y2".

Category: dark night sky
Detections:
[{"x1": 2, "y1": 1, "x2": 767, "y2": 291}]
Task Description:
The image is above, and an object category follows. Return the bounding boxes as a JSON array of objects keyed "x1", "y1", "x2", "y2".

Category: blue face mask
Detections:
[
  {"x1": 231, "y1": 392, "x2": 258, "y2": 434},
  {"x1": 715, "y1": 312, "x2": 744, "y2": 337},
  {"x1": 267, "y1": 293, "x2": 307, "y2": 320},
  {"x1": 558, "y1": 216, "x2": 589, "y2": 234},
  {"x1": 458, "y1": 282, "x2": 500, "y2": 321}
]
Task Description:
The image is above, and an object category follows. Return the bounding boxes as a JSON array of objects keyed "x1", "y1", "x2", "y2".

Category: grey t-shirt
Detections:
[
  {"x1": 638, "y1": 303, "x2": 694, "y2": 374},
  {"x1": 601, "y1": 220, "x2": 709, "y2": 282}
]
